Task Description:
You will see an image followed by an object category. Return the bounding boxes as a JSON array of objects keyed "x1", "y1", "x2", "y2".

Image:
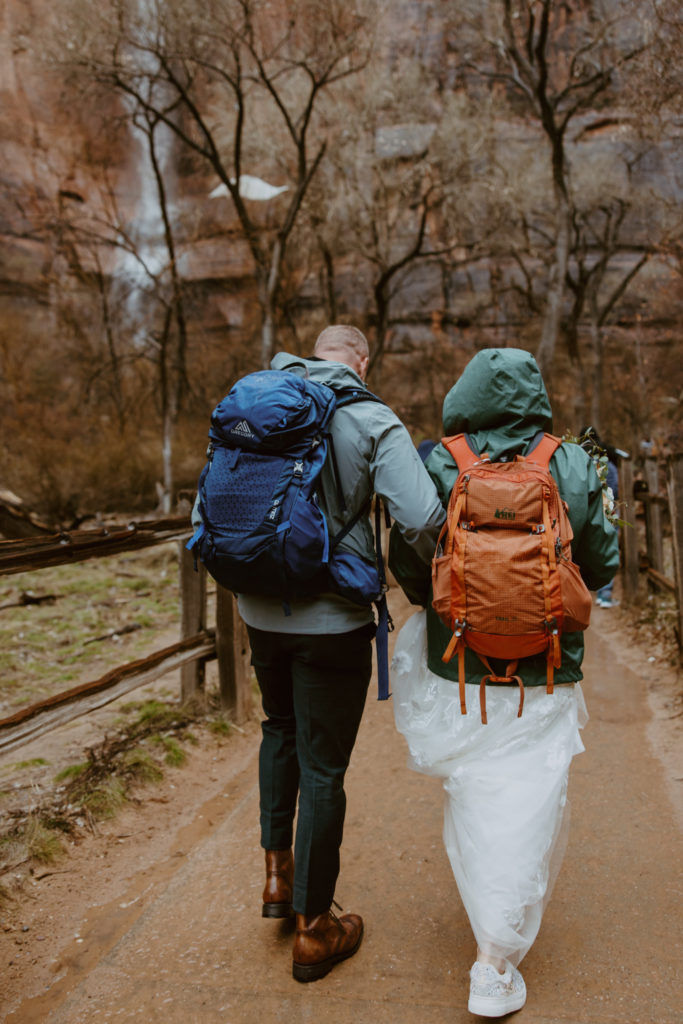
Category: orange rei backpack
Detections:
[{"x1": 431, "y1": 432, "x2": 592, "y2": 723}]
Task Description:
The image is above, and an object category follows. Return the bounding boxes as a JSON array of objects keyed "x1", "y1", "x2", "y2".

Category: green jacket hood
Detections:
[{"x1": 442, "y1": 348, "x2": 553, "y2": 459}]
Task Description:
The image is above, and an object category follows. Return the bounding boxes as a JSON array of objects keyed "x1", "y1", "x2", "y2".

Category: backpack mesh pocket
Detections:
[{"x1": 205, "y1": 450, "x2": 284, "y2": 530}]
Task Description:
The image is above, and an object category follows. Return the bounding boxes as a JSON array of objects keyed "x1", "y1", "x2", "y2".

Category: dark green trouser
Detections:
[{"x1": 247, "y1": 622, "x2": 374, "y2": 917}]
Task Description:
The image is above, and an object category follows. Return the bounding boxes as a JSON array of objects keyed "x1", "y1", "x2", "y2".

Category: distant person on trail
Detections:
[
  {"x1": 389, "y1": 348, "x2": 619, "y2": 1018},
  {"x1": 236, "y1": 325, "x2": 444, "y2": 982},
  {"x1": 580, "y1": 427, "x2": 621, "y2": 608}
]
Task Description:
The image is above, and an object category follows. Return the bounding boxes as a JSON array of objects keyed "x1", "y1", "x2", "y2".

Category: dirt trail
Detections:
[{"x1": 2, "y1": 592, "x2": 681, "y2": 1024}]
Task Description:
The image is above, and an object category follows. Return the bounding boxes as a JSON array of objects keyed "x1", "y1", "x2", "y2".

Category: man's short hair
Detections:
[{"x1": 313, "y1": 325, "x2": 369, "y2": 361}]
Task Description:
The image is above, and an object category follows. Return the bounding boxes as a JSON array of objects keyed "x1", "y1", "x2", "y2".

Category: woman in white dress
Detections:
[{"x1": 389, "y1": 349, "x2": 619, "y2": 1017}]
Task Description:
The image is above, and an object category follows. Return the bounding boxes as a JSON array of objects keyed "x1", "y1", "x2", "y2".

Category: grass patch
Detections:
[
  {"x1": 0, "y1": 545, "x2": 181, "y2": 712},
  {"x1": 0, "y1": 816, "x2": 64, "y2": 869},
  {"x1": 151, "y1": 735, "x2": 186, "y2": 767},
  {"x1": 135, "y1": 699, "x2": 176, "y2": 724},
  {"x1": 121, "y1": 698, "x2": 200, "y2": 740},
  {"x1": 52, "y1": 698, "x2": 202, "y2": 820},
  {"x1": 121, "y1": 747, "x2": 164, "y2": 783},
  {"x1": 81, "y1": 777, "x2": 128, "y2": 819},
  {"x1": 209, "y1": 716, "x2": 233, "y2": 737},
  {"x1": 42, "y1": 815, "x2": 75, "y2": 835},
  {"x1": 0, "y1": 881, "x2": 13, "y2": 910},
  {"x1": 23, "y1": 817, "x2": 64, "y2": 863},
  {"x1": 5, "y1": 758, "x2": 50, "y2": 771},
  {"x1": 54, "y1": 762, "x2": 88, "y2": 782}
]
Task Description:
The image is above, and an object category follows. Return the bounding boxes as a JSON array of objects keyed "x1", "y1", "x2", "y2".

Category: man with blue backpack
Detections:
[{"x1": 189, "y1": 324, "x2": 444, "y2": 982}]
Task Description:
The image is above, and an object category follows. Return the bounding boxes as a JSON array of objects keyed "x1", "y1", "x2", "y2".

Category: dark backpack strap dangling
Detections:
[{"x1": 374, "y1": 498, "x2": 394, "y2": 700}]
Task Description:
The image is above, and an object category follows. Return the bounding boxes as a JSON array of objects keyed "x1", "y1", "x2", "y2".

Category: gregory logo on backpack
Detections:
[
  {"x1": 431, "y1": 432, "x2": 592, "y2": 724},
  {"x1": 231, "y1": 419, "x2": 254, "y2": 439}
]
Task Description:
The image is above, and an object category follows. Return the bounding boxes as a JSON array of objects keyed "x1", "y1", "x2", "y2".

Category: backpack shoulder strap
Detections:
[
  {"x1": 526, "y1": 432, "x2": 562, "y2": 469},
  {"x1": 333, "y1": 385, "x2": 387, "y2": 409},
  {"x1": 441, "y1": 433, "x2": 479, "y2": 472}
]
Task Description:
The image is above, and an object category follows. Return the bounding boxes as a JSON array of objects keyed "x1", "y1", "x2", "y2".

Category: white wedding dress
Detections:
[{"x1": 392, "y1": 611, "x2": 588, "y2": 967}]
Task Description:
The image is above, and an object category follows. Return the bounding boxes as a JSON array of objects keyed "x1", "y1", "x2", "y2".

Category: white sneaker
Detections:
[{"x1": 468, "y1": 960, "x2": 526, "y2": 1017}]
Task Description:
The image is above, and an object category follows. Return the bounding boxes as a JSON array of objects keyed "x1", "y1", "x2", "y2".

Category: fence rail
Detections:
[
  {"x1": 2, "y1": 450, "x2": 682, "y2": 755},
  {"x1": 0, "y1": 516, "x2": 193, "y2": 575},
  {"x1": 0, "y1": 517, "x2": 252, "y2": 755},
  {"x1": 0, "y1": 632, "x2": 215, "y2": 755}
]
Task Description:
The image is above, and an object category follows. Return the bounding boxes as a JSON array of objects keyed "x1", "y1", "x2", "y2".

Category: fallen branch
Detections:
[
  {"x1": 0, "y1": 592, "x2": 61, "y2": 610},
  {"x1": 83, "y1": 623, "x2": 142, "y2": 645},
  {"x1": 0, "y1": 517, "x2": 192, "y2": 577}
]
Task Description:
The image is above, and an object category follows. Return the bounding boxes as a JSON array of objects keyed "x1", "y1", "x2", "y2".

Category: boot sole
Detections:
[
  {"x1": 262, "y1": 902, "x2": 294, "y2": 919},
  {"x1": 468, "y1": 989, "x2": 526, "y2": 1016},
  {"x1": 292, "y1": 925, "x2": 364, "y2": 983}
]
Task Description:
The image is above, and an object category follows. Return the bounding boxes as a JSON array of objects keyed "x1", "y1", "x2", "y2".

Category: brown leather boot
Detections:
[
  {"x1": 261, "y1": 849, "x2": 294, "y2": 918},
  {"x1": 292, "y1": 908, "x2": 364, "y2": 982}
]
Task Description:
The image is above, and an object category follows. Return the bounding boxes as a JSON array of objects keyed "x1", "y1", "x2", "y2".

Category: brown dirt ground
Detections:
[{"x1": 0, "y1": 585, "x2": 681, "y2": 1023}]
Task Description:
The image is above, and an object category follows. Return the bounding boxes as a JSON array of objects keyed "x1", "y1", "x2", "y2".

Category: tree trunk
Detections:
[
  {"x1": 161, "y1": 408, "x2": 174, "y2": 515},
  {"x1": 368, "y1": 285, "x2": 390, "y2": 379},
  {"x1": 259, "y1": 237, "x2": 283, "y2": 368},
  {"x1": 159, "y1": 305, "x2": 176, "y2": 515},
  {"x1": 320, "y1": 244, "x2": 338, "y2": 323},
  {"x1": 573, "y1": 362, "x2": 587, "y2": 430},
  {"x1": 588, "y1": 314, "x2": 604, "y2": 434},
  {"x1": 536, "y1": 191, "x2": 570, "y2": 382}
]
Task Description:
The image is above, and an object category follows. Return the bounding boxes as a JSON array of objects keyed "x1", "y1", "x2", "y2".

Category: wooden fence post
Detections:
[
  {"x1": 644, "y1": 456, "x2": 664, "y2": 575},
  {"x1": 179, "y1": 542, "x2": 207, "y2": 702},
  {"x1": 215, "y1": 586, "x2": 252, "y2": 723},
  {"x1": 619, "y1": 458, "x2": 640, "y2": 604},
  {"x1": 666, "y1": 453, "x2": 683, "y2": 659}
]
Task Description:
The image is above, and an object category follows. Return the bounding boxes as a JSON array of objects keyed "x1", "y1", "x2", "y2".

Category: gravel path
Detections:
[{"x1": 3, "y1": 592, "x2": 681, "y2": 1024}]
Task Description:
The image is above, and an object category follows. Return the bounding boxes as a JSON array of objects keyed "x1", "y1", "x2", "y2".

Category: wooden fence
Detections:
[
  {"x1": 2, "y1": 453, "x2": 681, "y2": 754},
  {"x1": 0, "y1": 517, "x2": 251, "y2": 755},
  {"x1": 619, "y1": 453, "x2": 683, "y2": 658}
]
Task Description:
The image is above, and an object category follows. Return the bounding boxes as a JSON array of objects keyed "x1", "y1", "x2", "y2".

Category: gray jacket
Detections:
[{"x1": 237, "y1": 352, "x2": 445, "y2": 634}]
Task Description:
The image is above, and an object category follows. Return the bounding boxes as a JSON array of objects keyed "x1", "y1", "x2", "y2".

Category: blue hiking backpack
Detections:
[{"x1": 187, "y1": 369, "x2": 393, "y2": 697}]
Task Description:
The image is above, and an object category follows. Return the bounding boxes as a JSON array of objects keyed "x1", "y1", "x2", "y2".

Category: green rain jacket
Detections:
[{"x1": 389, "y1": 347, "x2": 620, "y2": 686}]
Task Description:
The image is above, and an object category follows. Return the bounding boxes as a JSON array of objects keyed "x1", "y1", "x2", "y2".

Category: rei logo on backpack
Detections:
[
  {"x1": 187, "y1": 369, "x2": 386, "y2": 610},
  {"x1": 431, "y1": 432, "x2": 592, "y2": 723}
]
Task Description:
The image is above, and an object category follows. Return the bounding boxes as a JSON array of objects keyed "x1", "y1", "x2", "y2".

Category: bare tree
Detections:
[
  {"x1": 447, "y1": 0, "x2": 649, "y2": 377},
  {"x1": 55, "y1": 117, "x2": 189, "y2": 513},
  {"x1": 564, "y1": 199, "x2": 651, "y2": 428},
  {"x1": 56, "y1": 0, "x2": 373, "y2": 368},
  {"x1": 302, "y1": 63, "x2": 494, "y2": 376}
]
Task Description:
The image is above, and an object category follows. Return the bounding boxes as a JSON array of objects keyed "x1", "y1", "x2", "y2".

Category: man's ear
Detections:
[{"x1": 358, "y1": 355, "x2": 369, "y2": 381}]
